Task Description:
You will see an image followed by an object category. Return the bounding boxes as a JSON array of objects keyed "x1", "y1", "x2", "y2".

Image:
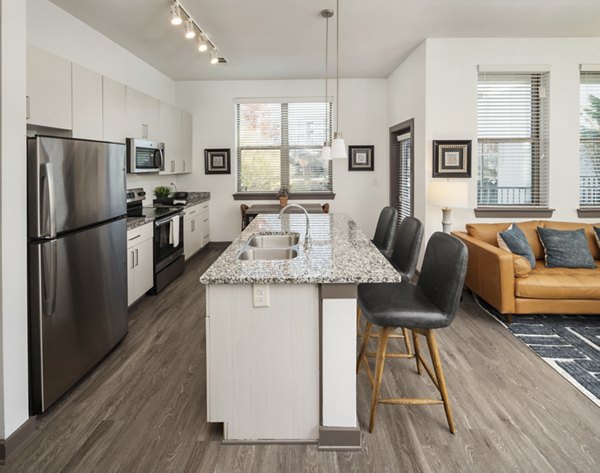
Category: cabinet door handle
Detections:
[
  {"x1": 203, "y1": 218, "x2": 209, "y2": 223},
  {"x1": 26, "y1": 96, "x2": 30, "y2": 120},
  {"x1": 191, "y1": 220, "x2": 195, "y2": 232},
  {"x1": 135, "y1": 248, "x2": 139, "y2": 267},
  {"x1": 130, "y1": 250, "x2": 135, "y2": 269},
  {"x1": 128, "y1": 234, "x2": 141, "y2": 242},
  {"x1": 171, "y1": 160, "x2": 175, "y2": 173},
  {"x1": 183, "y1": 160, "x2": 186, "y2": 172}
]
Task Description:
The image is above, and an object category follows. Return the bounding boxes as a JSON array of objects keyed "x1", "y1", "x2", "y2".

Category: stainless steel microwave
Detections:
[{"x1": 126, "y1": 138, "x2": 164, "y2": 173}]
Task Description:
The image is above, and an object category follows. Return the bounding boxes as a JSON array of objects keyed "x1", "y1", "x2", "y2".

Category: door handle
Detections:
[
  {"x1": 26, "y1": 95, "x2": 30, "y2": 120},
  {"x1": 41, "y1": 163, "x2": 57, "y2": 239},
  {"x1": 42, "y1": 240, "x2": 58, "y2": 316},
  {"x1": 130, "y1": 250, "x2": 135, "y2": 269},
  {"x1": 171, "y1": 160, "x2": 175, "y2": 173},
  {"x1": 183, "y1": 160, "x2": 186, "y2": 172},
  {"x1": 135, "y1": 248, "x2": 139, "y2": 267},
  {"x1": 191, "y1": 220, "x2": 195, "y2": 232}
]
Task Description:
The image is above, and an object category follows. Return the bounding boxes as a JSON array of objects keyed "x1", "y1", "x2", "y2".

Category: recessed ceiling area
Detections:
[{"x1": 50, "y1": 0, "x2": 600, "y2": 81}]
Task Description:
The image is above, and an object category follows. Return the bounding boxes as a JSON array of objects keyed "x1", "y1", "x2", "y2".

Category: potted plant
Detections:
[
  {"x1": 154, "y1": 185, "x2": 172, "y2": 204},
  {"x1": 277, "y1": 187, "x2": 289, "y2": 207}
]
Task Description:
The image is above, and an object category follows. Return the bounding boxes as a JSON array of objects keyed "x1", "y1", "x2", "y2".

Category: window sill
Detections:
[
  {"x1": 577, "y1": 208, "x2": 600, "y2": 218},
  {"x1": 233, "y1": 192, "x2": 336, "y2": 201},
  {"x1": 474, "y1": 207, "x2": 555, "y2": 218}
]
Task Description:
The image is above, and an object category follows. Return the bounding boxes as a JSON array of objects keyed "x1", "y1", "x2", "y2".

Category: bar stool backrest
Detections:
[
  {"x1": 417, "y1": 232, "x2": 468, "y2": 324},
  {"x1": 372, "y1": 206, "x2": 398, "y2": 257},
  {"x1": 390, "y1": 217, "x2": 424, "y2": 281}
]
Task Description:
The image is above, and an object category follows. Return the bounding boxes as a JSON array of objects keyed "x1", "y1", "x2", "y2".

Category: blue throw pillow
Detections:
[
  {"x1": 537, "y1": 227, "x2": 596, "y2": 269},
  {"x1": 498, "y1": 224, "x2": 536, "y2": 268}
]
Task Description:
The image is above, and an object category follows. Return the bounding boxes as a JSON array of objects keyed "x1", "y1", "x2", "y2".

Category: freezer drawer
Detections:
[{"x1": 29, "y1": 218, "x2": 128, "y2": 413}]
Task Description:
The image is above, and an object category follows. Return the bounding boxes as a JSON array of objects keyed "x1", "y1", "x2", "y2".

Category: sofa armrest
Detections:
[{"x1": 452, "y1": 231, "x2": 516, "y2": 314}]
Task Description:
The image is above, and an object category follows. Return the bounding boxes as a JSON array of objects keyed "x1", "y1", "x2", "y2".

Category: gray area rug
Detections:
[{"x1": 474, "y1": 295, "x2": 600, "y2": 407}]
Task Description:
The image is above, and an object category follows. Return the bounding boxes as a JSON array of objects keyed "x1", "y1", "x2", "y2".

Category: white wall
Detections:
[
  {"x1": 27, "y1": 0, "x2": 178, "y2": 199},
  {"x1": 387, "y1": 41, "x2": 427, "y2": 228},
  {"x1": 0, "y1": 0, "x2": 29, "y2": 439},
  {"x1": 424, "y1": 38, "x2": 600, "y2": 241},
  {"x1": 175, "y1": 79, "x2": 389, "y2": 241}
]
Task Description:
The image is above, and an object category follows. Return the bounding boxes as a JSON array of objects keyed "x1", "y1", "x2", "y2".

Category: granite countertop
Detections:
[
  {"x1": 199, "y1": 214, "x2": 402, "y2": 285},
  {"x1": 126, "y1": 191, "x2": 210, "y2": 231}
]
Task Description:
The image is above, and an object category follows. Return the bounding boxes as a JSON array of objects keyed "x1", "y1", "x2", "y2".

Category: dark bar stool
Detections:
[
  {"x1": 372, "y1": 206, "x2": 398, "y2": 259},
  {"x1": 357, "y1": 217, "x2": 424, "y2": 353},
  {"x1": 357, "y1": 232, "x2": 468, "y2": 433}
]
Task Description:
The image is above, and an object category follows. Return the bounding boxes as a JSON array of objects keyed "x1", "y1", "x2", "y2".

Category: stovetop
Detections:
[{"x1": 127, "y1": 206, "x2": 182, "y2": 220}]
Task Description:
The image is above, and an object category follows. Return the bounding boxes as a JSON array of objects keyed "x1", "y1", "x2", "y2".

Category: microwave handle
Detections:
[{"x1": 155, "y1": 148, "x2": 164, "y2": 171}]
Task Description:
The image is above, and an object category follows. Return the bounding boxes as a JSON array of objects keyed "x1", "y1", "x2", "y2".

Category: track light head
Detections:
[
  {"x1": 185, "y1": 19, "x2": 196, "y2": 39},
  {"x1": 170, "y1": 2, "x2": 182, "y2": 25},
  {"x1": 197, "y1": 33, "x2": 208, "y2": 52},
  {"x1": 210, "y1": 49, "x2": 219, "y2": 64}
]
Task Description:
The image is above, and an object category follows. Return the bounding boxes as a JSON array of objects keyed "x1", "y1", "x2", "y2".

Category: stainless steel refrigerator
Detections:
[{"x1": 28, "y1": 136, "x2": 128, "y2": 414}]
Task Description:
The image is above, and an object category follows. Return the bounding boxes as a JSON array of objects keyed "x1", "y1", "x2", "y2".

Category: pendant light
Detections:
[
  {"x1": 319, "y1": 9, "x2": 333, "y2": 161},
  {"x1": 330, "y1": 0, "x2": 347, "y2": 159}
]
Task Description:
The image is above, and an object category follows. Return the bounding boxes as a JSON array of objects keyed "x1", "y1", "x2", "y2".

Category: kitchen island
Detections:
[{"x1": 200, "y1": 213, "x2": 401, "y2": 449}]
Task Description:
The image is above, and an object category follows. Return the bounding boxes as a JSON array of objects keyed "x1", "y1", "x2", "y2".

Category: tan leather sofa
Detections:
[{"x1": 452, "y1": 221, "x2": 600, "y2": 323}]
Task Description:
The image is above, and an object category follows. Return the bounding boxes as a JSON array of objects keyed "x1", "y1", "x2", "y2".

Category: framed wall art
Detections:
[
  {"x1": 348, "y1": 145, "x2": 374, "y2": 171},
  {"x1": 432, "y1": 140, "x2": 471, "y2": 178},
  {"x1": 204, "y1": 149, "x2": 231, "y2": 174}
]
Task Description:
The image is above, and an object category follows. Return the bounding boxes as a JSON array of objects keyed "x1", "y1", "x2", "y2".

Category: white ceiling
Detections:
[{"x1": 50, "y1": 0, "x2": 600, "y2": 81}]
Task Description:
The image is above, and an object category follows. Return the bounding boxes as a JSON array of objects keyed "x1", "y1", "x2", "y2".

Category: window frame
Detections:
[
  {"x1": 233, "y1": 100, "x2": 335, "y2": 201},
  {"x1": 475, "y1": 71, "x2": 554, "y2": 218},
  {"x1": 578, "y1": 69, "x2": 600, "y2": 217}
]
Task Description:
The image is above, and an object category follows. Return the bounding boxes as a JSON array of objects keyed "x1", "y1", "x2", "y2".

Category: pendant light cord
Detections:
[
  {"x1": 325, "y1": 14, "x2": 329, "y2": 144},
  {"x1": 336, "y1": 0, "x2": 340, "y2": 134}
]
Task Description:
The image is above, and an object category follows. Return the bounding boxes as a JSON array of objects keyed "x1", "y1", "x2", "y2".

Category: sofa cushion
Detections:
[
  {"x1": 515, "y1": 261, "x2": 600, "y2": 300},
  {"x1": 498, "y1": 224, "x2": 536, "y2": 268},
  {"x1": 466, "y1": 220, "x2": 546, "y2": 259},
  {"x1": 537, "y1": 227, "x2": 596, "y2": 269},
  {"x1": 543, "y1": 221, "x2": 600, "y2": 260},
  {"x1": 512, "y1": 254, "x2": 532, "y2": 278}
]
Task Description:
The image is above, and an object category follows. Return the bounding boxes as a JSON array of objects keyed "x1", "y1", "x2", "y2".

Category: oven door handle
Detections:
[
  {"x1": 154, "y1": 148, "x2": 164, "y2": 171},
  {"x1": 154, "y1": 214, "x2": 182, "y2": 227}
]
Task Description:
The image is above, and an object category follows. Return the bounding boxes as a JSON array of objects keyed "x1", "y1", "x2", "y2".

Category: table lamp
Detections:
[{"x1": 428, "y1": 180, "x2": 469, "y2": 233}]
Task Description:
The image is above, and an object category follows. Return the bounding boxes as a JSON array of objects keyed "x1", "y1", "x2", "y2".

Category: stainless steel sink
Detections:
[
  {"x1": 238, "y1": 248, "x2": 298, "y2": 261},
  {"x1": 247, "y1": 233, "x2": 300, "y2": 248}
]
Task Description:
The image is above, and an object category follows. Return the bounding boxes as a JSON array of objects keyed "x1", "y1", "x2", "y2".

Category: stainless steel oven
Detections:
[
  {"x1": 127, "y1": 138, "x2": 164, "y2": 173},
  {"x1": 152, "y1": 213, "x2": 185, "y2": 293}
]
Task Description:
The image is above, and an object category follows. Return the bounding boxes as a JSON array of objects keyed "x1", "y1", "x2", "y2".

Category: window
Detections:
[
  {"x1": 477, "y1": 72, "x2": 549, "y2": 209},
  {"x1": 580, "y1": 70, "x2": 600, "y2": 208},
  {"x1": 235, "y1": 99, "x2": 333, "y2": 197}
]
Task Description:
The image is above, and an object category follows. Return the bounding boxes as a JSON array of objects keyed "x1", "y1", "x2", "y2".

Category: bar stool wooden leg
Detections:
[
  {"x1": 402, "y1": 327, "x2": 412, "y2": 355},
  {"x1": 357, "y1": 322, "x2": 372, "y2": 373},
  {"x1": 369, "y1": 327, "x2": 392, "y2": 433},
  {"x1": 356, "y1": 306, "x2": 362, "y2": 336},
  {"x1": 425, "y1": 330, "x2": 455, "y2": 434},
  {"x1": 412, "y1": 330, "x2": 422, "y2": 375}
]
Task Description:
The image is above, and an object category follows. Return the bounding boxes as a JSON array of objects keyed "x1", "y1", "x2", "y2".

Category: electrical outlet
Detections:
[{"x1": 253, "y1": 284, "x2": 269, "y2": 308}]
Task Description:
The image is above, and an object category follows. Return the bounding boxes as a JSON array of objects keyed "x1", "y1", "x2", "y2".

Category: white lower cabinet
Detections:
[
  {"x1": 184, "y1": 201, "x2": 210, "y2": 259},
  {"x1": 127, "y1": 223, "x2": 154, "y2": 306}
]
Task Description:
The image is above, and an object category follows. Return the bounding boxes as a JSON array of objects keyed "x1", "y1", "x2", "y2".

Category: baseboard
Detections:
[{"x1": 0, "y1": 416, "x2": 36, "y2": 463}]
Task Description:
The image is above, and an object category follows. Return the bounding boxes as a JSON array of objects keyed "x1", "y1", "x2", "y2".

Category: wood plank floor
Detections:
[{"x1": 2, "y1": 243, "x2": 600, "y2": 472}]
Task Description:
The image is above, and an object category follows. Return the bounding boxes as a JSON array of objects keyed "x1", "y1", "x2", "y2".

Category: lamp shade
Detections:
[
  {"x1": 428, "y1": 180, "x2": 469, "y2": 209},
  {"x1": 330, "y1": 132, "x2": 347, "y2": 159},
  {"x1": 320, "y1": 145, "x2": 331, "y2": 160}
]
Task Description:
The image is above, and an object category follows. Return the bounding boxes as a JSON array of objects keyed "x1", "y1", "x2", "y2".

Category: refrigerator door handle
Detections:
[
  {"x1": 42, "y1": 240, "x2": 58, "y2": 316},
  {"x1": 41, "y1": 162, "x2": 57, "y2": 239}
]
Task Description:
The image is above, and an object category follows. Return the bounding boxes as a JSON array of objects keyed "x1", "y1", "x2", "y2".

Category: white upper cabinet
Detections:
[
  {"x1": 102, "y1": 77, "x2": 127, "y2": 143},
  {"x1": 126, "y1": 87, "x2": 160, "y2": 141},
  {"x1": 72, "y1": 64, "x2": 103, "y2": 140},
  {"x1": 181, "y1": 110, "x2": 193, "y2": 174},
  {"x1": 26, "y1": 44, "x2": 72, "y2": 130},
  {"x1": 159, "y1": 102, "x2": 182, "y2": 175}
]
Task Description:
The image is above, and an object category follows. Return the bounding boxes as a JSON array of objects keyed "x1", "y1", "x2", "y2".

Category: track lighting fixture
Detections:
[
  {"x1": 185, "y1": 19, "x2": 196, "y2": 39},
  {"x1": 197, "y1": 33, "x2": 208, "y2": 52},
  {"x1": 168, "y1": 0, "x2": 225, "y2": 64},
  {"x1": 170, "y1": 2, "x2": 182, "y2": 25}
]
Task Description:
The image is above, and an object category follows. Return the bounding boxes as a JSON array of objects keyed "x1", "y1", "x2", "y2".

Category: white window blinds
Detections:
[
  {"x1": 477, "y1": 72, "x2": 550, "y2": 207},
  {"x1": 235, "y1": 100, "x2": 333, "y2": 194},
  {"x1": 396, "y1": 133, "x2": 412, "y2": 222},
  {"x1": 580, "y1": 71, "x2": 600, "y2": 207}
]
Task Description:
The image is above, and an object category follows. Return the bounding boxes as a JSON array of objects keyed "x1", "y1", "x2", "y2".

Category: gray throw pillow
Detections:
[
  {"x1": 498, "y1": 224, "x2": 536, "y2": 268},
  {"x1": 594, "y1": 226, "x2": 600, "y2": 249},
  {"x1": 537, "y1": 227, "x2": 596, "y2": 269}
]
